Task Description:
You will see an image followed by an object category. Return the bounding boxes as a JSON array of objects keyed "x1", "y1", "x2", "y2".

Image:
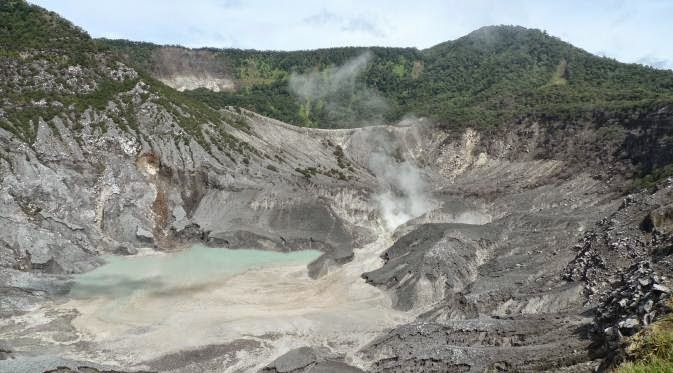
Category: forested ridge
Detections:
[{"x1": 102, "y1": 26, "x2": 673, "y2": 129}]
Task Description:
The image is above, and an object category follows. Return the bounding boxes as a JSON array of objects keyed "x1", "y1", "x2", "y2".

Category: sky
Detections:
[{"x1": 29, "y1": 0, "x2": 673, "y2": 70}]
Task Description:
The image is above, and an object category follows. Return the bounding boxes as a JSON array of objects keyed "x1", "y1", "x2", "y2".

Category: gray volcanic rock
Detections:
[
  {"x1": 0, "y1": 344, "x2": 11, "y2": 361},
  {"x1": 362, "y1": 316, "x2": 597, "y2": 372},
  {"x1": 43, "y1": 368, "x2": 155, "y2": 373},
  {"x1": 145, "y1": 340, "x2": 262, "y2": 372},
  {"x1": 135, "y1": 226, "x2": 154, "y2": 244},
  {"x1": 356, "y1": 116, "x2": 673, "y2": 371},
  {"x1": 363, "y1": 223, "x2": 495, "y2": 311},
  {"x1": 650, "y1": 203, "x2": 673, "y2": 234},
  {"x1": 193, "y1": 185, "x2": 358, "y2": 275},
  {"x1": 0, "y1": 355, "x2": 154, "y2": 373},
  {"x1": 264, "y1": 347, "x2": 317, "y2": 372},
  {"x1": 360, "y1": 165, "x2": 673, "y2": 372},
  {"x1": 112, "y1": 246, "x2": 138, "y2": 256},
  {"x1": 308, "y1": 362, "x2": 365, "y2": 373},
  {"x1": 262, "y1": 347, "x2": 364, "y2": 373}
]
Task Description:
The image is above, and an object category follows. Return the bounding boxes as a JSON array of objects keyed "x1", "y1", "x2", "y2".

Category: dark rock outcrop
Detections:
[{"x1": 262, "y1": 347, "x2": 364, "y2": 373}]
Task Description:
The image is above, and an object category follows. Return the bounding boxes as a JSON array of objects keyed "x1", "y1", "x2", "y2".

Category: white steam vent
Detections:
[{"x1": 367, "y1": 131, "x2": 433, "y2": 231}]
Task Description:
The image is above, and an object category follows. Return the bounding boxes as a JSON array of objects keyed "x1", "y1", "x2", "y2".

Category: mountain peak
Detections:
[
  {"x1": 426, "y1": 25, "x2": 574, "y2": 56},
  {"x1": 0, "y1": 0, "x2": 92, "y2": 52},
  {"x1": 464, "y1": 25, "x2": 546, "y2": 39}
]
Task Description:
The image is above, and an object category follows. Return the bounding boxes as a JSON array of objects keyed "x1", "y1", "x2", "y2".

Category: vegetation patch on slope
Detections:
[{"x1": 615, "y1": 302, "x2": 673, "y2": 373}]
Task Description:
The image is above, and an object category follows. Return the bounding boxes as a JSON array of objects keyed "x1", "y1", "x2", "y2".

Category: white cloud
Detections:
[
  {"x1": 303, "y1": 10, "x2": 385, "y2": 38},
  {"x1": 637, "y1": 55, "x2": 673, "y2": 70}
]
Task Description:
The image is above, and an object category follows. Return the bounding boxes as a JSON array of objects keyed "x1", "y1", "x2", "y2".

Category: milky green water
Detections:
[{"x1": 69, "y1": 245, "x2": 322, "y2": 299}]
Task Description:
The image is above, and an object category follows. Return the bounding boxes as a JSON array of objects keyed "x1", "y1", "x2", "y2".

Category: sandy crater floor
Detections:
[{"x1": 42, "y1": 237, "x2": 413, "y2": 371}]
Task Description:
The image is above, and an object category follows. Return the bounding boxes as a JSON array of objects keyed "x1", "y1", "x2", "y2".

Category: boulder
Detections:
[
  {"x1": 618, "y1": 317, "x2": 640, "y2": 335},
  {"x1": 0, "y1": 344, "x2": 11, "y2": 360},
  {"x1": 31, "y1": 258, "x2": 64, "y2": 274},
  {"x1": 653, "y1": 283, "x2": 670, "y2": 293},
  {"x1": 651, "y1": 204, "x2": 673, "y2": 234},
  {"x1": 261, "y1": 347, "x2": 365, "y2": 373},
  {"x1": 135, "y1": 226, "x2": 154, "y2": 244},
  {"x1": 307, "y1": 361, "x2": 365, "y2": 373},
  {"x1": 263, "y1": 347, "x2": 316, "y2": 372},
  {"x1": 113, "y1": 246, "x2": 138, "y2": 256}
]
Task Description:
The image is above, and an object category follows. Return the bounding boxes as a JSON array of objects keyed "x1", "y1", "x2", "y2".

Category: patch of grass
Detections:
[
  {"x1": 295, "y1": 167, "x2": 318, "y2": 179},
  {"x1": 615, "y1": 303, "x2": 673, "y2": 373},
  {"x1": 549, "y1": 58, "x2": 568, "y2": 86},
  {"x1": 333, "y1": 145, "x2": 351, "y2": 169},
  {"x1": 222, "y1": 111, "x2": 250, "y2": 131},
  {"x1": 631, "y1": 164, "x2": 673, "y2": 191},
  {"x1": 324, "y1": 168, "x2": 347, "y2": 181},
  {"x1": 616, "y1": 360, "x2": 673, "y2": 373}
]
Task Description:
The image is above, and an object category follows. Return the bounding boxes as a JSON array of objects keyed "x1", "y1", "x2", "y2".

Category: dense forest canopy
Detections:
[{"x1": 102, "y1": 26, "x2": 673, "y2": 129}]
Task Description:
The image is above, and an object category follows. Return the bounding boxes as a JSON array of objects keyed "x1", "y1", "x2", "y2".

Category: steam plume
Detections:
[
  {"x1": 288, "y1": 51, "x2": 388, "y2": 128},
  {"x1": 366, "y1": 125, "x2": 433, "y2": 231}
]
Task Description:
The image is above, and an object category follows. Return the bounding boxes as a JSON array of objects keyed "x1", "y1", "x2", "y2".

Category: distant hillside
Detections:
[
  {"x1": 0, "y1": 0, "x2": 252, "y2": 156},
  {"x1": 102, "y1": 26, "x2": 673, "y2": 128}
]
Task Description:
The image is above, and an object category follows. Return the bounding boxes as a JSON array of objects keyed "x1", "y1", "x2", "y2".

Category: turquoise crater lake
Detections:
[
  {"x1": 69, "y1": 245, "x2": 322, "y2": 299},
  {"x1": 58, "y1": 238, "x2": 409, "y2": 371}
]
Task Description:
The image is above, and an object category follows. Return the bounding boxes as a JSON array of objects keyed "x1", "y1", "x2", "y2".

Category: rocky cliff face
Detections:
[{"x1": 143, "y1": 47, "x2": 236, "y2": 92}]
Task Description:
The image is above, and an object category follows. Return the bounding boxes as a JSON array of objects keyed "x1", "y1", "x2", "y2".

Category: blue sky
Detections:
[{"x1": 30, "y1": 0, "x2": 673, "y2": 69}]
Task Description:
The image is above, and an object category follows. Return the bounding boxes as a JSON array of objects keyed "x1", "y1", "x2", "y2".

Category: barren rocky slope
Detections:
[{"x1": 2, "y1": 2, "x2": 673, "y2": 373}]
